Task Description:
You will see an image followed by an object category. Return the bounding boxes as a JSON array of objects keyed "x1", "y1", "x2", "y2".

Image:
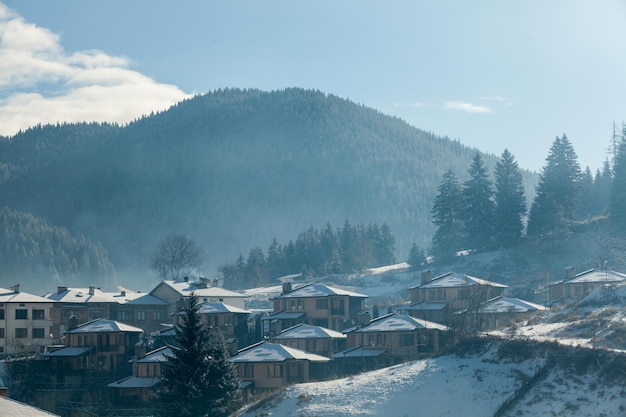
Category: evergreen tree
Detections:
[
  {"x1": 377, "y1": 222, "x2": 397, "y2": 265},
  {"x1": 157, "y1": 293, "x2": 241, "y2": 417},
  {"x1": 431, "y1": 169, "x2": 464, "y2": 262},
  {"x1": 461, "y1": 153, "x2": 495, "y2": 251},
  {"x1": 406, "y1": 242, "x2": 426, "y2": 270},
  {"x1": 493, "y1": 149, "x2": 526, "y2": 248},
  {"x1": 527, "y1": 135, "x2": 582, "y2": 238},
  {"x1": 610, "y1": 127, "x2": 626, "y2": 234}
]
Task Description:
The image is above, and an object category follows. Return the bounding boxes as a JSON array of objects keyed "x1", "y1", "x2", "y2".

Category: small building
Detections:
[
  {"x1": 0, "y1": 284, "x2": 55, "y2": 356},
  {"x1": 477, "y1": 296, "x2": 546, "y2": 330},
  {"x1": 113, "y1": 291, "x2": 170, "y2": 335},
  {"x1": 273, "y1": 323, "x2": 347, "y2": 357},
  {"x1": 548, "y1": 268, "x2": 626, "y2": 303},
  {"x1": 228, "y1": 341, "x2": 330, "y2": 392},
  {"x1": 197, "y1": 302, "x2": 250, "y2": 344}
]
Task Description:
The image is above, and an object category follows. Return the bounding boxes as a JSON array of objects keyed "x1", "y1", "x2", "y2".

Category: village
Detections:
[{"x1": 1, "y1": 265, "x2": 624, "y2": 416}]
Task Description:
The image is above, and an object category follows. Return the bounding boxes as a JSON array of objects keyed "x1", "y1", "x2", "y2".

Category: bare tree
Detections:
[{"x1": 151, "y1": 234, "x2": 205, "y2": 280}]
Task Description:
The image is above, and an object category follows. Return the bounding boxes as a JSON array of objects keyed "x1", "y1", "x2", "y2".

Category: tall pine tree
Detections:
[
  {"x1": 431, "y1": 169, "x2": 464, "y2": 262},
  {"x1": 461, "y1": 153, "x2": 495, "y2": 251},
  {"x1": 527, "y1": 135, "x2": 582, "y2": 238},
  {"x1": 493, "y1": 149, "x2": 526, "y2": 248},
  {"x1": 609, "y1": 127, "x2": 626, "y2": 235},
  {"x1": 157, "y1": 293, "x2": 241, "y2": 417}
]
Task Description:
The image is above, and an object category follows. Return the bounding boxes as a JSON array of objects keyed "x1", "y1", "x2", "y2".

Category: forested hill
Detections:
[{"x1": 0, "y1": 88, "x2": 535, "y2": 289}]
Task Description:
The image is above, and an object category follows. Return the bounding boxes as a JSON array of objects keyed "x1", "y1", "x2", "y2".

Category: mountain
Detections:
[{"x1": 0, "y1": 88, "x2": 536, "y2": 289}]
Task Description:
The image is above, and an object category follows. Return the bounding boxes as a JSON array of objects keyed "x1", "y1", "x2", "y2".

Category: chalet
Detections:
[
  {"x1": 477, "y1": 296, "x2": 546, "y2": 330},
  {"x1": 266, "y1": 283, "x2": 368, "y2": 334},
  {"x1": 228, "y1": 341, "x2": 330, "y2": 392},
  {"x1": 273, "y1": 323, "x2": 347, "y2": 357},
  {"x1": 548, "y1": 268, "x2": 626, "y2": 303},
  {"x1": 405, "y1": 271, "x2": 507, "y2": 324},
  {"x1": 0, "y1": 284, "x2": 55, "y2": 356}
]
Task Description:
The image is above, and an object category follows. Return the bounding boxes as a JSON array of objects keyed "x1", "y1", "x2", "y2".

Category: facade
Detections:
[
  {"x1": 113, "y1": 292, "x2": 170, "y2": 335},
  {"x1": 197, "y1": 302, "x2": 250, "y2": 342},
  {"x1": 477, "y1": 296, "x2": 546, "y2": 330},
  {"x1": 267, "y1": 283, "x2": 368, "y2": 334},
  {"x1": 273, "y1": 323, "x2": 347, "y2": 357},
  {"x1": 228, "y1": 341, "x2": 330, "y2": 391},
  {"x1": 0, "y1": 284, "x2": 55, "y2": 356},
  {"x1": 548, "y1": 268, "x2": 626, "y2": 303}
]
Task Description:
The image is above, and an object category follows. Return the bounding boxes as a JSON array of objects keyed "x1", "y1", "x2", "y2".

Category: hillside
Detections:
[{"x1": 0, "y1": 88, "x2": 537, "y2": 289}]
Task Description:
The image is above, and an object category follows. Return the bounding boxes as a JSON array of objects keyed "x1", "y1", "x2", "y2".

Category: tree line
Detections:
[{"x1": 219, "y1": 220, "x2": 396, "y2": 289}]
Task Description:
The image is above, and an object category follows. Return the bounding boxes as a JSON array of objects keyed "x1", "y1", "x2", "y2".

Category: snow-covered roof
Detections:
[
  {"x1": 331, "y1": 346, "x2": 386, "y2": 358},
  {"x1": 137, "y1": 346, "x2": 172, "y2": 363},
  {"x1": 160, "y1": 280, "x2": 248, "y2": 299},
  {"x1": 351, "y1": 313, "x2": 448, "y2": 333},
  {"x1": 46, "y1": 287, "x2": 117, "y2": 303},
  {"x1": 557, "y1": 269, "x2": 626, "y2": 285},
  {"x1": 42, "y1": 346, "x2": 92, "y2": 357},
  {"x1": 198, "y1": 302, "x2": 250, "y2": 315},
  {"x1": 124, "y1": 293, "x2": 169, "y2": 306},
  {"x1": 229, "y1": 341, "x2": 331, "y2": 363},
  {"x1": 274, "y1": 323, "x2": 346, "y2": 340},
  {"x1": 0, "y1": 396, "x2": 60, "y2": 416},
  {"x1": 479, "y1": 296, "x2": 546, "y2": 314},
  {"x1": 260, "y1": 311, "x2": 306, "y2": 321},
  {"x1": 273, "y1": 283, "x2": 367, "y2": 299},
  {"x1": 0, "y1": 287, "x2": 55, "y2": 304},
  {"x1": 410, "y1": 272, "x2": 507, "y2": 290},
  {"x1": 108, "y1": 376, "x2": 161, "y2": 389},
  {"x1": 401, "y1": 301, "x2": 448, "y2": 311},
  {"x1": 68, "y1": 318, "x2": 143, "y2": 334}
]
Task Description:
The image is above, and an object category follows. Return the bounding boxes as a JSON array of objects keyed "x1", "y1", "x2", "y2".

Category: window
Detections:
[
  {"x1": 316, "y1": 299, "x2": 328, "y2": 310},
  {"x1": 458, "y1": 289, "x2": 469, "y2": 300},
  {"x1": 399, "y1": 334, "x2": 414, "y2": 346},
  {"x1": 243, "y1": 364, "x2": 254, "y2": 378},
  {"x1": 91, "y1": 309, "x2": 104, "y2": 319},
  {"x1": 15, "y1": 328, "x2": 27, "y2": 338},
  {"x1": 119, "y1": 311, "x2": 131, "y2": 321},
  {"x1": 0, "y1": 328, "x2": 4, "y2": 338},
  {"x1": 33, "y1": 309, "x2": 45, "y2": 320},
  {"x1": 15, "y1": 309, "x2": 27, "y2": 319},
  {"x1": 268, "y1": 364, "x2": 283, "y2": 378},
  {"x1": 0, "y1": 309, "x2": 4, "y2": 320},
  {"x1": 153, "y1": 311, "x2": 162, "y2": 321},
  {"x1": 33, "y1": 328, "x2": 45, "y2": 339},
  {"x1": 137, "y1": 311, "x2": 146, "y2": 321}
]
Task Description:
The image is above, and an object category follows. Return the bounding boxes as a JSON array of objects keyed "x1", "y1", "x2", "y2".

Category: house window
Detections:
[
  {"x1": 137, "y1": 311, "x2": 146, "y2": 321},
  {"x1": 33, "y1": 328, "x2": 45, "y2": 339},
  {"x1": 437, "y1": 289, "x2": 446, "y2": 301},
  {"x1": 316, "y1": 299, "x2": 328, "y2": 310},
  {"x1": 15, "y1": 309, "x2": 27, "y2": 319},
  {"x1": 119, "y1": 311, "x2": 131, "y2": 320},
  {"x1": 399, "y1": 334, "x2": 414, "y2": 346},
  {"x1": 243, "y1": 364, "x2": 254, "y2": 378},
  {"x1": 33, "y1": 309, "x2": 45, "y2": 320},
  {"x1": 268, "y1": 364, "x2": 283, "y2": 378},
  {"x1": 0, "y1": 309, "x2": 4, "y2": 320},
  {"x1": 15, "y1": 328, "x2": 27, "y2": 338},
  {"x1": 0, "y1": 328, "x2": 4, "y2": 338},
  {"x1": 153, "y1": 311, "x2": 162, "y2": 321},
  {"x1": 458, "y1": 289, "x2": 469, "y2": 300}
]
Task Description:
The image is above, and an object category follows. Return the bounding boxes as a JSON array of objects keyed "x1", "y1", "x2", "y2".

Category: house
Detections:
[
  {"x1": 548, "y1": 268, "x2": 626, "y2": 303},
  {"x1": 341, "y1": 313, "x2": 448, "y2": 363},
  {"x1": 477, "y1": 296, "x2": 546, "y2": 330},
  {"x1": 196, "y1": 302, "x2": 251, "y2": 343},
  {"x1": 149, "y1": 277, "x2": 248, "y2": 316},
  {"x1": 0, "y1": 284, "x2": 55, "y2": 356},
  {"x1": 266, "y1": 282, "x2": 368, "y2": 334},
  {"x1": 273, "y1": 323, "x2": 347, "y2": 357},
  {"x1": 108, "y1": 344, "x2": 171, "y2": 404},
  {"x1": 228, "y1": 341, "x2": 331, "y2": 392},
  {"x1": 44, "y1": 318, "x2": 143, "y2": 373},
  {"x1": 406, "y1": 271, "x2": 507, "y2": 325},
  {"x1": 112, "y1": 291, "x2": 170, "y2": 335}
]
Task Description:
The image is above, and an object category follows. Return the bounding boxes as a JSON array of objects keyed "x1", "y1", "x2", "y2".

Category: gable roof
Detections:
[
  {"x1": 154, "y1": 280, "x2": 248, "y2": 299},
  {"x1": 0, "y1": 396, "x2": 59, "y2": 416},
  {"x1": 555, "y1": 269, "x2": 626, "y2": 285},
  {"x1": 198, "y1": 302, "x2": 250, "y2": 314},
  {"x1": 228, "y1": 341, "x2": 330, "y2": 363},
  {"x1": 0, "y1": 287, "x2": 55, "y2": 304},
  {"x1": 46, "y1": 287, "x2": 117, "y2": 303},
  {"x1": 137, "y1": 345, "x2": 173, "y2": 363},
  {"x1": 410, "y1": 272, "x2": 507, "y2": 290},
  {"x1": 350, "y1": 313, "x2": 448, "y2": 333},
  {"x1": 479, "y1": 296, "x2": 546, "y2": 314},
  {"x1": 272, "y1": 283, "x2": 367, "y2": 300},
  {"x1": 274, "y1": 323, "x2": 346, "y2": 340},
  {"x1": 68, "y1": 318, "x2": 143, "y2": 334}
]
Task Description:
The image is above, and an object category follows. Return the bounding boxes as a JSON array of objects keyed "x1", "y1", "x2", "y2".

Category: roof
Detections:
[
  {"x1": 555, "y1": 269, "x2": 626, "y2": 285},
  {"x1": 480, "y1": 296, "x2": 547, "y2": 314},
  {"x1": 136, "y1": 346, "x2": 173, "y2": 363},
  {"x1": 350, "y1": 313, "x2": 448, "y2": 333},
  {"x1": 0, "y1": 397, "x2": 59, "y2": 416},
  {"x1": 46, "y1": 287, "x2": 117, "y2": 303},
  {"x1": 260, "y1": 311, "x2": 306, "y2": 321},
  {"x1": 228, "y1": 341, "x2": 330, "y2": 363},
  {"x1": 158, "y1": 280, "x2": 248, "y2": 299},
  {"x1": 198, "y1": 302, "x2": 250, "y2": 314},
  {"x1": 274, "y1": 323, "x2": 346, "y2": 340},
  {"x1": 410, "y1": 272, "x2": 507, "y2": 290},
  {"x1": 273, "y1": 283, "x2": 367, "y2": 300},
  {"x1": 0, "y1": 287, "x2": 55, "y2": 304},
  {"x1": 331, "y1": 346, "x2": 386, "y2": 358},
  {"x1": 42, "y1": 346, "x2": 92, "y2": 357},
  {"x1": 124, "y1": 293, "x2": 170, "y2": 306},
  {"x1": 108, "y1": 376, "x2": 161, "y2": 389},
  {"x1": 68, "y1": 318, "x2": 143, "y2": 334},
  {"x1": 401, "y1": 301, "x2": 449, "y2": 311}
]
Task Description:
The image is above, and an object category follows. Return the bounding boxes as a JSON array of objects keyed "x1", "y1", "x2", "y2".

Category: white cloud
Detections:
[
  {"x1": 0, "y1": 2, "x2": 191, "y2": 136},
  {"x1": 444, "y1": 101, "x2": 492, "y2": 114},
  {"x1": 394, "y1": 101, "x2": 433, "y2": 108}
]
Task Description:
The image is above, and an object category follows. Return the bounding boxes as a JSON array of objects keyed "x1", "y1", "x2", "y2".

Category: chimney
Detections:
[
  {"x1": 282, "y1": 282, "x2": 292, "y2": 295},
  {"x1": 183, "y1": 276, "x2": 189, "y2": 282},
  {"x1": 135, "y1": 341, "x2": 147, "y2": 359},
  {"x1": 212, "y1": 278, "x2": 219, "y2": 288},
  {"x1": 120, "y1": 290, "x2": 126, "y2": 297},
  {"x1": 10, "y1": 284, "x2": 19, "y2": 293},
  {"x1": 57, "y1": 286, "x2": 68, "y2": 294},
  {"x1": 89, "y1": 285, "x2": 96, "y2": 296},
  {"x1": 357, "y1": 311, "x2": 371, "y2": 326},
  {"x1": 565, "y1": 266, "x2": 576, "y2": 280},
  {"x1": 421, "y1": 270, "x2": 433, "y2": 285},
  {"x1": 0, "y1": 387, "x2": 7, "y2": 397}
]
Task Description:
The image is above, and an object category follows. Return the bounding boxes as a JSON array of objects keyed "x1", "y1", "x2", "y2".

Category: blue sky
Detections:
[{"x1": 1, "y1": 1, "x2": 626, "y2": 172}]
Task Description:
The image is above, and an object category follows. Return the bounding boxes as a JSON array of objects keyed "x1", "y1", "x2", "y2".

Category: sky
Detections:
[{"x1": 1, "y1": 1, "x2": 626, "y2": 172}]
